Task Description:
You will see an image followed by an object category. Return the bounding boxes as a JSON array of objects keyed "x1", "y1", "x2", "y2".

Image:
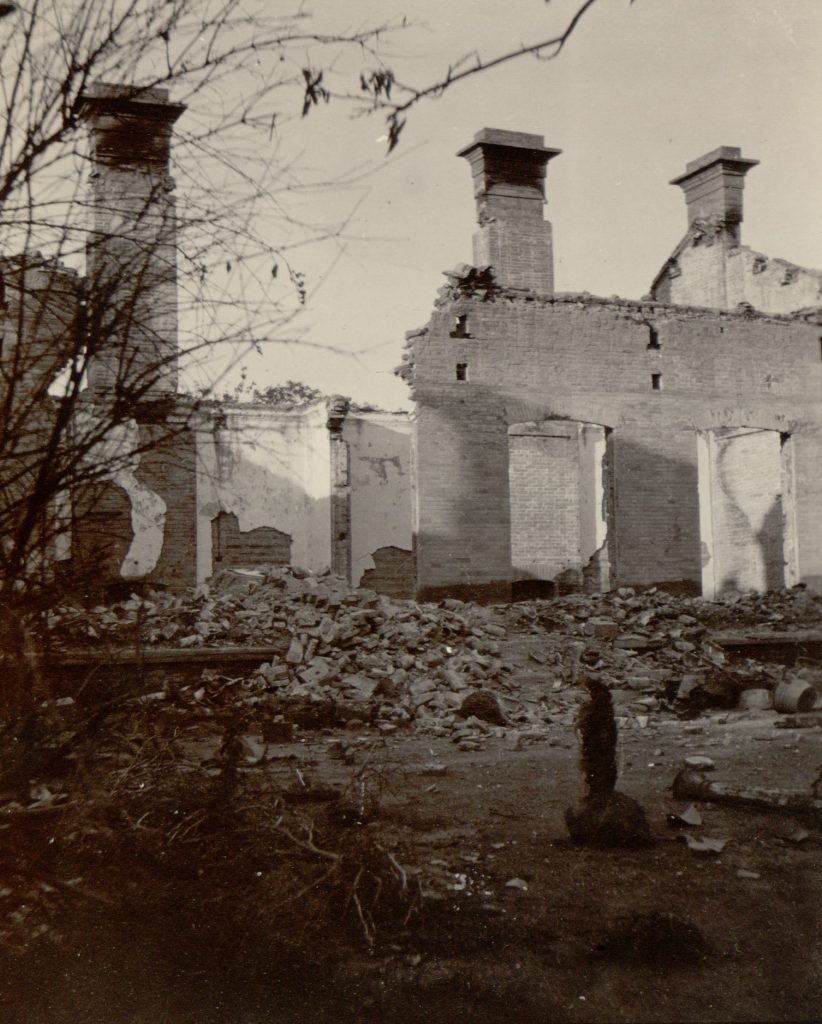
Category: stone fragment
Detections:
[
  {"x1": 285, "y1": 637, "x2": 304, "y2": 664},
  {"x1": 298, "y1": 657, "x2": 336, "y2": 687},
  {"x1": 584, "y1": 618, "x2": 620, "y2": 639},
  {"x1": 684, "y1": 755, "x2": 715, "y2": 770},
  {"x1": 458, "y1": 690, "x2": 507, "y2": 726}
]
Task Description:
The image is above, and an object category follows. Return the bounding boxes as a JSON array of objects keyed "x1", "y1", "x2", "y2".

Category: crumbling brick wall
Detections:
[
  {"x1": 407, "y1": 285, "x2": 822, "y2": 600},
  {"x1": 211, "y1": 511, "x2": 291, "y2": 570}
]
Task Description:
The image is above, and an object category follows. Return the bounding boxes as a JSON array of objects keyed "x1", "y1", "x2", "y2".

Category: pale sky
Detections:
[{"x1": 215, "y1": 0, "x2": 822, "y2": 409}]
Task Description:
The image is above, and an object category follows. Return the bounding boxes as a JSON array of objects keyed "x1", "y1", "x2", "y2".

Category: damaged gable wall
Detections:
[
  {"x1": 650, "y1": 147, "x2": 822, "y2": 313},
  {"x1": 651, "y1": 225, "x2": 822, "y2": 313}
]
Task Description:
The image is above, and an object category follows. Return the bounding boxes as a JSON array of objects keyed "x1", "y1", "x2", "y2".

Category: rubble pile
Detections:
[
  {"x1": 508, "y1": 584, "x2": 822, "y2": 638},
  {"x1": 45, "y1": 568, "x2": 559, "y2": 736},
  {"x1": 41, "y1": 573, "x2": 822, "y2": 740}
]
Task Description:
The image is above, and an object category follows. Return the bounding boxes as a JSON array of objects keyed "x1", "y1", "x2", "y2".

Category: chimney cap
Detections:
[
  {"x1": 79, "y1": 82, "x2": 186, "y2": 123},
  {"x1": 670, "y1": 146, "x2": 759, "y2": 186},
  {"x1": 457, "y1": 127, "x2": 562, "y2": 160}
]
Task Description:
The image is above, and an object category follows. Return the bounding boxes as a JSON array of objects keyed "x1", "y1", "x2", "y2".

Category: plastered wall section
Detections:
[
  {"x1": 342, "y1": 412, "x2": 414, "y2": 592},
  {"x1": 656, "y1": 239, "x2": 822, "y2": 314},
  {"x1": 195, "y1": 404, "x2": 332, "y2": 583},
  {"x1": 408, "y1": 290, "x2": 822, "y2": 597}
]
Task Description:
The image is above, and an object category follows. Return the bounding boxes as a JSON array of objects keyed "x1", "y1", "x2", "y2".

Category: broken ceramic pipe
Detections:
[{"x1": 773, "y1": 678, "x2": 816, "y2": 714}]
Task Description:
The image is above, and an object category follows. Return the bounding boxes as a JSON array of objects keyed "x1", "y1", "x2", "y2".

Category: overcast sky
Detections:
[{"x1": 224, "y1": 0, "x2": 822, "y2": 409}]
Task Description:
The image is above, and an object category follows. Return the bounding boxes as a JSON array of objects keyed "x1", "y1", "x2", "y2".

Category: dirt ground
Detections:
[
  {"x1": 331, "y1": 717, "x2": 822, "y2": 1024},
  {"x1": 5, "y1": 702, "x2": 821, "y2": 1023}
]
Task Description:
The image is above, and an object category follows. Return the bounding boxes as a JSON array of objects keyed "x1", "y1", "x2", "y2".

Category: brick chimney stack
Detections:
[
  {"x1": 79, "y1": 84, "x2": 185, "y2": 399},
  {"x1": 670, "y1": 147, "x2": 759, "y2": 243},
  {"x1": 458, "y1": 128, "x2": 561, "y2": 294}
]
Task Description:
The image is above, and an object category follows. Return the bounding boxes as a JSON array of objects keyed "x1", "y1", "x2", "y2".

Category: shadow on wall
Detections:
[
  {"x1": 414, "y1": 395, "x2": 723, "y2": 601},
  {"x1": 610, "y1": 436, "x2": 703, "y2": 596},
  {"x1": 707, "y1": 428, "x2": 788, "y2": 597},
  {"x1": 718, "y1": 496, "x2": 785, "y2": 595},
  {"x1": 757, "y1": 498, "x2": 787, "y2": 592}
]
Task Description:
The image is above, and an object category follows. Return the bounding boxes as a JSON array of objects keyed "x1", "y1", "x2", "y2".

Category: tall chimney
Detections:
[
  {"x1": 670, "y1": 147, "x2": 759, "y2": 243},
  {"x1": 458, "y1": 128, "x2": 561, "y2": 293},
  {"x1": 79, "y1": 84, "x2": 185, "y2": 399}
]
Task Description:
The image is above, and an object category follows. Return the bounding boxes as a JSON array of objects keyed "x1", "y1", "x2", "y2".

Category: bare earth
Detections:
[{"x1": 4, "y1": 682, "x2": 820, "y2": 1023}]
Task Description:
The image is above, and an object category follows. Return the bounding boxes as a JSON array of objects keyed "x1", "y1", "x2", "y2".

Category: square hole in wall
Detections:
[
  {"x1": 651, "y1": 372, "x2": 662, "y2": 390},
  {"x1": 456, "y1": 362, "x2": 468, "y2": 382},
  {"x1": 647, "y1": 326, "x2": 660, "y2": 350},
  {"x1": 450, "y1": 314, "x2": 471, "y2": 338}
]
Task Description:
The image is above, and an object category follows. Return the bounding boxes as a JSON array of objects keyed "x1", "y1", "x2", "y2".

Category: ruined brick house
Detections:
[
  {"x1": 401, "y1": 129, "x2": 822, "y2": 602},
  {"x1": 3, "y1": 88, "x2": 821, "y2": 603}
]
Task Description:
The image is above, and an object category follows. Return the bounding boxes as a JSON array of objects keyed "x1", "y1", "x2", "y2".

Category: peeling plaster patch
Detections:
[{"x1": 78, "y1": 411, "x2": 167, "y2": 578}]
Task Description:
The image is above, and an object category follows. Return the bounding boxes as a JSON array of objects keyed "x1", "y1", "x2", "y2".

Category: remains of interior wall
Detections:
[
  {"x1": 698, "y1": 427, "x2": 787, "y2": 597},
  {"x1": 342, "y1": 412, "x2": 414, "y2": 594},
  {"x1": 195, "y1": 403, "x2": 332, "y2": 582}
]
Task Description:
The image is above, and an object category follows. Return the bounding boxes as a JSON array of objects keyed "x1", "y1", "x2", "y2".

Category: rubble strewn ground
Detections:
[{"x1": 3, "y1": 570, "x2": 822, "y2": 1022}]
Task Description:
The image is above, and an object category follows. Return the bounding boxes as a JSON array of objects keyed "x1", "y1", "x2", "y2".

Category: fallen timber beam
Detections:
[{"x1": 673, "y1": 769, "x2": 822, "y2": 829}]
